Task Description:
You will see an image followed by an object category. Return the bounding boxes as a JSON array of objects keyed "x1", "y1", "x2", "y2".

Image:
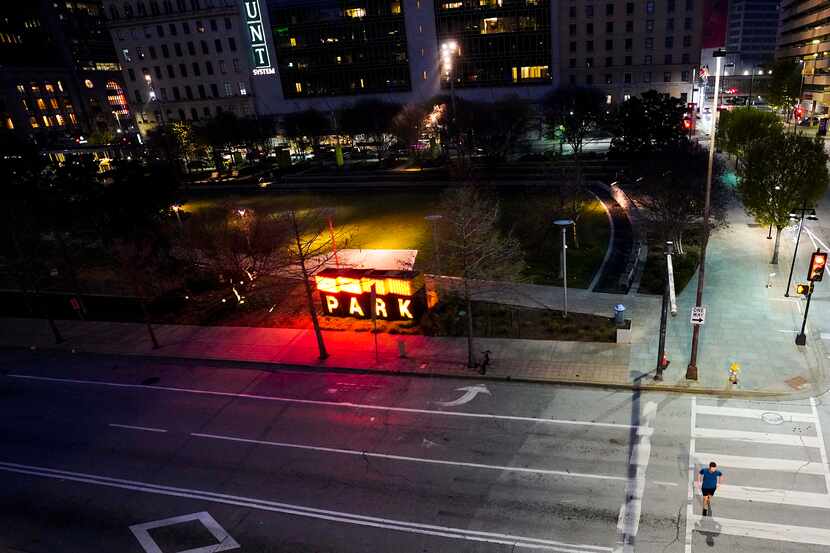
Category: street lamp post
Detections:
[
  {"x1": 784, "y1": 204, "x2": 818, "y2": 297},
  {"x1": 686, "y1": 48, "x2": 726, "y2": 381},
  {"x1": 554, "y1": 219, "x2": 575, "y2": 317},
  {"x1": 424, "y1": 214, "x2": 443, "y2": 274},
  {"x1": 441, "y1": 41, "x2": 459, "y2": 148}
]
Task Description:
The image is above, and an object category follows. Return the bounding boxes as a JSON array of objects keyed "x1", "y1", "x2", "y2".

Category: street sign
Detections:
[{"x1": 690, "y1": 306, "x2": 706, "y2": 325}]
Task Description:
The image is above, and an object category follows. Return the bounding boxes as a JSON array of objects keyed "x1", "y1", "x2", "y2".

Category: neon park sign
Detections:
[{"x1": 315, "y1": 268, "x2": 425, "y2": 321}]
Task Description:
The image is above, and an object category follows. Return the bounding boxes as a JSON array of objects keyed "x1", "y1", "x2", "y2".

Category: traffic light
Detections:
[
  {"x1": 795, "y1": 283, "x2": 810, "y2": 296},
  {"x1": 795, "y1": 105, "x2": 805, "y2": 120},
  {"x1": 808, "y1": 250, "x2": 827, "y2": 281},
  {"x1": 683, "y1": 117, "x2": 692, "y2": 130}
]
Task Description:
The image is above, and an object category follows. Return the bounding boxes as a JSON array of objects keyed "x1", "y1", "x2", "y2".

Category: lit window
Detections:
[
  {"x1": 442, "y1": 1, "x2": 462, "y2": 7},
  {"x1": 30, "y1": 116, "x2": 39, "y2": 128},
  {"x1": 359, "y1": 78, "x2": 365, "y2": 88},
  {"x1": 50, "y1": 98, "x2": 58, "y2": 109},
  {"x1": 36, "y1": 98, "x2": 47, "y2": 110},
  {"x1": 122, "y1": 48, "x2": 131, "y2": 62},
  {"x1": 239, "y1": 82, "x2": 247, "y2": 95},
  {"x1": 4, "y1": 117, "x2": 13, "y2": 130},
  {"x1": 391, "y1": 2, "x2": 401, "y2": 13},
  {"x1": 42, "y1": 115, "x2": 52, "y2": 127},
  {"x1": 606, "y1": 95, "x2": 612, "y2": 104},
  {"x1": 422, "y1": 70, "x2": 428, "y2": 80},
  {"x1": 289, "y1": 37, "x2": 297, "y2": 47},
  {"x1": 345, "y1": 7, "x2": 366, "y2": 17},
  {"x1": 69, "y1": 113, "x2": 78, "y2": 124},
  {"x1": 55, "y1": 114, "x2": 65, "y2": 126},
  {"x1": 624, "y1": 94, "x2": 631, "y2": 101},
  {"x1": 84, "y1": 79, "x2": 94, "y2": 88},
  {"x1": 512, "y1": 67, "x2": 518, "y2": 82},
  {"x1": 149, "y1": 89, "x2": 157, "y2": 101},
  {"x1": 44, "y1": 84, "x2": 55, "y2": 93},
  {"x1": 295, "y1": 82, "x2": 302, "y2": 93},
  {"x1": 57, "y1": 81, "x2": 64, "y2": 92},
  {"x1": 16, "y1": 84, "x2": 25, "y2": 93},
  {"x1": 518, "y1": 65, "x2": 549, "y2": 79}
]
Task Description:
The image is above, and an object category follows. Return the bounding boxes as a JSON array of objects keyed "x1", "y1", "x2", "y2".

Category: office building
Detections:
[
  {"x1": 776, "y1": 0, "x2": 829, "y2": 114},
  {"x1": 724, "y1": 0, "x2": 777, "y2": 75},
  {"x1": 559, "y1": 0, "x2": 705, "y2": 104},
  {"x1": 0, "y1": 1, "x2": 132, "y2": 146},
  {"x1": 101, "y1": 0, "x2": 268, "y2": 135}
]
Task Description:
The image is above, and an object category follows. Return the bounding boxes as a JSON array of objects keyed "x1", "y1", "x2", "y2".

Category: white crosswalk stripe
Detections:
[{"x1": 684, "y1": 398, "x2": 830, "y2": 553}]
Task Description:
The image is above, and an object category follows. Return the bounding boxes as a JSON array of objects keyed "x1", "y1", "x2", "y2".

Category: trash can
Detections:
[{"x1": 614, "y1": 304, "x2": 626, "y2": 326}]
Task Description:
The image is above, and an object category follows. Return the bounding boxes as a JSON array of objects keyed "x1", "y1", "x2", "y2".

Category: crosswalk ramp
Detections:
[{"x1": 685, "y1": 397, "x2": 830, "y2": 552}]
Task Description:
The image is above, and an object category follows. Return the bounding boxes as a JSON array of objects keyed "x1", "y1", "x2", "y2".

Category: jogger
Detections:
[{"x1": 697, "y1": 461, "x2": 723, "y2": 516}]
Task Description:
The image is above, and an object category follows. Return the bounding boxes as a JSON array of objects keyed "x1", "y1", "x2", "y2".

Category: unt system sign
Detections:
[{"x1": 243, "y1": 0, "x2": 275, "y2": 75}]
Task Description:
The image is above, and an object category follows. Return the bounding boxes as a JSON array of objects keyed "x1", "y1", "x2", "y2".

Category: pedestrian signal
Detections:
[
  {"x1": 795, "y1": 283, "x2": 810, "y2": 296},
  {"x1": 808, "y1": 250, "x2": 827, "y2": 282}
]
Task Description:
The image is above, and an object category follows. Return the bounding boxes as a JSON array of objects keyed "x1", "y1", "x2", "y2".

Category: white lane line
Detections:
[
  {"x1": 109, "y1": 424, "x2": 168, "y2": 433},
  {"x1": 192, "y1": 431, "x2": 676, "y2": 486},
  {"x1": 0, "y1": 460, "x2": 611, "y2": 553},
  {"x1": 693, "y1": 428, "x2": 819, "y2": 448},
  {"x1": 713, "y1": 484, "x2": 830, "y2": 509},
  {"x1": 694, "y1": 452, "x2": 826, "y2": 475},
  {"x1": 804, "y1": 226, "x2": 829, "y2": 251},
  {"x1": 809, "y1": 397, "x2": 830, "y2": 495},
  {"x1": 9, "y1": 374, "x2": 643, "y2": 431},
  {"x1": 613, "y1": 401, "x2": 658, "y2": 553},
  {"x1": 694, "y1": 405, "x2": 815, "y2": 423},
  {"x1": 684, "y1": 397, "x2": 696, "y2": 553},
  {"x1": 690, "y1": 515, "x2": 830, "y2": 547}
]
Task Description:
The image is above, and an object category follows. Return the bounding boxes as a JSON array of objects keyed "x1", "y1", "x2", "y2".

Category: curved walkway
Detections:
[{"x1": 589, "y1": 184, "x2": 634, "y2": 294}]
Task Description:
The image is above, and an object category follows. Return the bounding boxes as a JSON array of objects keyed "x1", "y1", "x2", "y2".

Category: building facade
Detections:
[
  {"x1": 724, "y1": 0, "x2": 777, "y2": 75},
  {"x1": 102, "y1": 0, "x2": 264, "y2": 135},
  {"x1": 776, "y1": 0, "x2": 829, "y2": 114},
  {"x1": 559, "y1": 0, "x2": 705, "y2": 104},
  {"x1": 0, "y1": 1, "x2": 132, "y2": 147}
]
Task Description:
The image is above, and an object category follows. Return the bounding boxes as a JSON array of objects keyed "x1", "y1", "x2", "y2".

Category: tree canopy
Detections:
[
  {"x1": 738, "y1": 133, "x2": 829, "y2": 263},
  {"x1": 609, "y1": 90, "x2": 687, "y2": 155},
  {"x1": 766, "y1": 59, "x2": 802, "y2": 110},
  {"x1": 542, "y1": 86, "x2": 607, "y2": 157},
  {"x1": 281, "y1": 109, "x2": 331, "y2": 155},
  {"x1": 716, "y1": 107, "x2": 782, "y2": 166}
]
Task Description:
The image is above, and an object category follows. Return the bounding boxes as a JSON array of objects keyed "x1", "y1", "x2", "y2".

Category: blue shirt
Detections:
[{"x1": 700, "y1": 468, "x2": 722, "y2": 489}]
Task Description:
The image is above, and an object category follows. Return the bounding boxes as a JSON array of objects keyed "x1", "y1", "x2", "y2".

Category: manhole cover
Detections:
[{"x1": 761, "y1": 412, "x2": 785, "y2": 425}]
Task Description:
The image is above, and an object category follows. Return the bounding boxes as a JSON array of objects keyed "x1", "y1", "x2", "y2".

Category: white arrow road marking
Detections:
[{"x1": 436, "y1": 385, "x2": 491, "y2": 407}]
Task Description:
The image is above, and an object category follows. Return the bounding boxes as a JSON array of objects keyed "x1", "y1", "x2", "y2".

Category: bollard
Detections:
[
  {"x1": 613, "y1": 304, "x2": 626, "y2": 326},
  {"x1": 398, "y1": 340, "x2": 407, "y2": 358}
]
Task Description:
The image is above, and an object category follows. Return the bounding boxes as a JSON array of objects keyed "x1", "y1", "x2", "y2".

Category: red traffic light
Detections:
[
  {"x1": 683, "y1": 118, "x2": 692, "y2": 130},
  {"x1": 795, "y1": 106, "x2": 805, "y2": 119},
  {"x1": 809, "y1": 250, "x2": 827, "y2": 281}
]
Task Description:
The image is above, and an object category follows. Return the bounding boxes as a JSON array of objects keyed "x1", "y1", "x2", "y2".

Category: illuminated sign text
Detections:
[
  {"x1": 315, "y1": 268, "x2": 425, "y2": 322},
  {"x1": 243, "y1": 0, "x2": 272, "y2": 72}
]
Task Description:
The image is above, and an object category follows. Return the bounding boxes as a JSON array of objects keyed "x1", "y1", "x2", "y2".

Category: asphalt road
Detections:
[{"x1": 0, "y1": 351, "x2": 828, "y2": 553}]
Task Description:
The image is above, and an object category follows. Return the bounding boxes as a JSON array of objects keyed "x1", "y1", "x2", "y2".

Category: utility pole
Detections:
[
  {"x1": 785, "y1": 204, "x2": 818, "y2": 297},
  {"x1": 795, "y1": 249, "x2": 827, "y2": 345},
  {"x1": 686, "y1": 48, "x2": 726, "y2": 380}
]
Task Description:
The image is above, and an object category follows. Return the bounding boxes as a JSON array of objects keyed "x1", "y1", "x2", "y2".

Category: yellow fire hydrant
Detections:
[{"x1": 728, "y1": 362, "x2": 741, "y2": 385}]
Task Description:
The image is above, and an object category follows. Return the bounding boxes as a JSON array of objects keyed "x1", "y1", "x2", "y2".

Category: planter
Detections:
[{"x1": 616, "y1": 320, "x2": 633, "y2": 344}]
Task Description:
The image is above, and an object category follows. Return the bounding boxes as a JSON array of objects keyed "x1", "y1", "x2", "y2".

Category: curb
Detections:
[{"x1": 1, "y1": 344, "x2": 802, "y2": 400}]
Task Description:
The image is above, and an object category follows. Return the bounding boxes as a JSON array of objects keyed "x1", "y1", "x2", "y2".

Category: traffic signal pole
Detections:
[
  {"x1": 785, "y1": 207, "x2": 806, "y2": 297},
  {"x1": 795, "y1": 282, "x2": 813, "y2": 346}
]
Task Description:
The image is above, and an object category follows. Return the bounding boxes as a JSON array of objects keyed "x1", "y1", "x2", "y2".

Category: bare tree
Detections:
[
  {"x1": 279, "y1": 206, "x2": 352, "y2": 360},
  {"x1": 438, "y1": 186, "x2": 524, "y2": 368},
  {"x1": 178, "y1": 205, "x2": 289, "y2": 301}
]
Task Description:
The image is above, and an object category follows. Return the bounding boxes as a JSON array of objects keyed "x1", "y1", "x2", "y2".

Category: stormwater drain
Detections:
[{"x1": 761, "y1": 412, "x2": 785, "y2": 425}]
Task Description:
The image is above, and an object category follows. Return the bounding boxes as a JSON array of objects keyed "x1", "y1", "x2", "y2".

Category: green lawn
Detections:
[{"x1": 183, "y1": 188, "x2": 610, "y2": 288}]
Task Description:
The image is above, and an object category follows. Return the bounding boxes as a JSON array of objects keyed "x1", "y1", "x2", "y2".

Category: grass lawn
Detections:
[{"x1": 182, "y1": 187, "x2": 610, "y2": 288}]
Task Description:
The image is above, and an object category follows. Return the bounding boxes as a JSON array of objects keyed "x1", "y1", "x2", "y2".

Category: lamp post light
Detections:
[
  {"x1": 440, "y1": 40, "x2": 459, "y2": 146},
  {"x1": 554, "y1": 219, "x2": 575, "y2": 317},
  {"x1": 686, "y1": 48, "x2": 726, "y2": 381},
  {"x1": 172, "y1": 204, "x2": 183, "y2": 228},
  {"x1": 784, "y1": 204, "x2": 818, "y2": 297},
  {"x1": 424, "y1": 214, "x2": 443, "y2": 274}
]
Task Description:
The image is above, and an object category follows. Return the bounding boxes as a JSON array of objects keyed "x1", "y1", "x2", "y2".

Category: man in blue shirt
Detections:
[{"x1": 697, "y1": 461, "x2": 723, "y2": 516}]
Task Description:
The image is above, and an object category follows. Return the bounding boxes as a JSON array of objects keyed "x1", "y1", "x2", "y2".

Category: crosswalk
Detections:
[{"x1": 685, "y1": 397, "x2": 830, "y2": 552}]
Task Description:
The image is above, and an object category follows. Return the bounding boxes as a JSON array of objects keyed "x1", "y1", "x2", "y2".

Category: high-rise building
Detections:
[
  {"x1": 101, "y1": 0, "x2": 264, "y2": 135},
  {"x1": 0, "y1": 1, "x2": 132, "y2": 146},
  {"x1": 776, "y1": 0, "x2": 828, "y2": 114},
  {"x1": 724, "y1": 0, "x2": 777, "y2": 75},
  {"x1": 558, "y1": 0, "x2": 705, "y2": 104}
]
